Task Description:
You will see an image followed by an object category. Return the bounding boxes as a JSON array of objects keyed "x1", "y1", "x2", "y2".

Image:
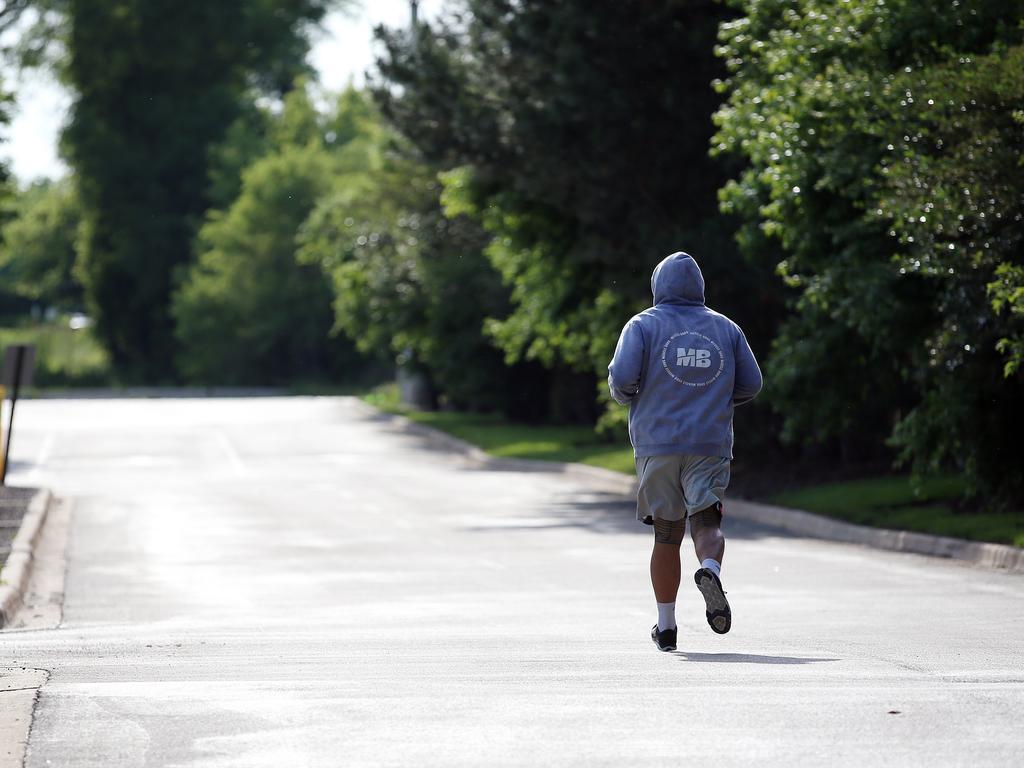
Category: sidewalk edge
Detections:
[
  {"x1": 354, "y1": 399, "x2": 1024, "y2": 573},
  {"x1": 0, "y1": 489, "x2": 54, "y2": 628}
]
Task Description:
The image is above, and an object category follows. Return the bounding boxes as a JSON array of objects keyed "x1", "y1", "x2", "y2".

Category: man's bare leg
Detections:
[
  {"x1": 690, "y1": 505, "x2": 731, "y2": 634},
  {"x1": 651, "y1": 542, "x2": 681, "y2": 603},
  {"x1": 650, "y1": 518, "x2": 685, "y2": 637},
  {"x1": 689, "y1": 505, "x2": 725, "y2": 565}
]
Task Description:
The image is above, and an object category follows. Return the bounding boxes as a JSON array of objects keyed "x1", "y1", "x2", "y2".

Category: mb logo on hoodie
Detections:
[
  {"x1": 661, "y1": 330, "x2": 724, "y2": 387},
  {"x1": 677, "y1": 347, "x2": 712, "y2": 368}
]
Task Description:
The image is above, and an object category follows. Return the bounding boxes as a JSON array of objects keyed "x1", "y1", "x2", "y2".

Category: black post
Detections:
[{"x1": 0, "y1": 346, "x2": 24, "y2": 486}]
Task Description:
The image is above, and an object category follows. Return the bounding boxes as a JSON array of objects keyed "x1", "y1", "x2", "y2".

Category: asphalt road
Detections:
[{"x1": 3, "y1": 396, "x2": 1023, "y2": 767}]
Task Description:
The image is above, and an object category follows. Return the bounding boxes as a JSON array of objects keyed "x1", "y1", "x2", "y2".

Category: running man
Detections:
[{"x1": 608, "y1": 251, "x2": 762, "y2": 652}]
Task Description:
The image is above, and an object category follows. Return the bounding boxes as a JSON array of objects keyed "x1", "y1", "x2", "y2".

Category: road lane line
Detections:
[
  {"x1": 214, "y1": 430, "x2": 247, "y2": 477},
  {"x1": 24, "y1": 432, "x2": 55, "y2": 485}
]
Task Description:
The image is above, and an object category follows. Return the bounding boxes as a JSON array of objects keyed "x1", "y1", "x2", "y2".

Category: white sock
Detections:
[
  {"x1": 701, "y1": 558, "x2": 722, "y2": 578},
  {"x1": 657, "y1": 602, "x2": 676, "y2": 631}
]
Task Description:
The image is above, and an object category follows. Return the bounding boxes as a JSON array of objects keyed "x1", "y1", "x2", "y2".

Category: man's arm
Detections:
[
  {"x1": 733, "y1": 327, "x2": 763, "y2": 406},
  {"x1": 608, "y1": 318, "x2": 646, "y2": 405}
]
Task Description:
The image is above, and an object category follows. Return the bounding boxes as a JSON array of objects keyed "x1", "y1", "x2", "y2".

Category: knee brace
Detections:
[
  {"x1": 689, "y1": 502, "x2": 723, "y2": 533},
  {"x1": 653, "y1": 517, "x2": 686, "y2": 545}
]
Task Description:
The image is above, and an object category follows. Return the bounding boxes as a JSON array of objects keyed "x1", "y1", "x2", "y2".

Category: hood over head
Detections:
[{"x1": 651, "y1": 251, "x2": 705, "y2": 305}]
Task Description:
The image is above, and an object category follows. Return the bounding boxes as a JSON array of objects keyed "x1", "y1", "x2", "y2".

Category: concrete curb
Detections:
[
  {"x1": 724, "y1": 499, "x2": 1024, "y2": 573},
  {"x1": 0, "y1": 489, "x2": 53, "y2": 628},
  {"x1": 0, "y1": 666, "x2": 48, "y2": 768},
  {"x1": 355, "y1": 399, "x2": 1024, "y2": 573}
]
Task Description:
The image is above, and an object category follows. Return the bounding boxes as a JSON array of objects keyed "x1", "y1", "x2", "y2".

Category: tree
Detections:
[
  {"x1": 0, "y1": 1, "x2": 72, "y2": 317},
  {"x1": 205, "y1": 103, "x2": 274, "y2": 212},
  {"x1": 371, "y1": 0, "x2": 778, "y2": 422},
  {"x1": 0, "y1": 179, "x2": 84, "y2": 310},
  {"x1": 173, "y1": 85, "x2": 367, "y2": 386},
  {"x1": 62, "y1": 0, "x2": 341, "y2": 381},
  {"x1": 0, "y1": 0, "x2": 67, "y2": 70},
  {"x1": 0, "y1": 75, "x2": 13, "y2": 205},
  {"x1": 875, "y1": 47, "x2": 1024, "y2": 498},
  {"x1": 714, "y1": 0, "x2": 1024, "y2": 500},
  {"x1": 0, "y1": 71, "x2": 26, "y2": 318},
  {"x1": 300, "y1": 140, "x2": 553, "y2": 418}
]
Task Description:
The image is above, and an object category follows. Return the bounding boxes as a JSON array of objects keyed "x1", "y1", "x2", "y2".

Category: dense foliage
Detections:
[
  {"x1": 714, "y1": 0, "x2": 1024, "y2": 500},
  {"x1": 0, "y1": 180, "x2": 84, "y2": 310},
  {"x1": 299, "y1": 135, "x2": 553, "y2": 417},
  {"x1": 0, "y1": 74, "x2": 17, "y2": 318},
  {"x1": 62, "y1": 0, "x2": 341, "y2": 381},
  {"x1": 172, "y1": 86, "x2": 370, "y2": 385},
  {"x1": 371, "y1": 0, "x2": 781, "y2": 421}
]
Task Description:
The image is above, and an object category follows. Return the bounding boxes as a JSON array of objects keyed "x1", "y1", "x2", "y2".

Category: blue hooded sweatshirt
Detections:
[{"x1": 607, "y1": 252, "x2": 762, "y2": 459}]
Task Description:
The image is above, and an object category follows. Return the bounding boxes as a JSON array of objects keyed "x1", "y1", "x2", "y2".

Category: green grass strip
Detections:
[
  {"x1": 0, "y1": 319, "x2": 112, "y2": 387},
  {"x1": 363, "y1": 384, "x2": 636, "y2": 474},
  {"x1": 772, "y1": 476, "x2": 1024, "y2": 547}
]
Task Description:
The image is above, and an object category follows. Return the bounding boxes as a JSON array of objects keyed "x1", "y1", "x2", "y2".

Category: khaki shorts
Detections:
[{"x1": 635, "y1": 454, "x2": 731, "y2": 523}]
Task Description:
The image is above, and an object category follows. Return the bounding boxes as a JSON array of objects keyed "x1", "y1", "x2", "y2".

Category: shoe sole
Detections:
[{"x1": 694, "y1": 568, "x2": 731, "y2": 634}]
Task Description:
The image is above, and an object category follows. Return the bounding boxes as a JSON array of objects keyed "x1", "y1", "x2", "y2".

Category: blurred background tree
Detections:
[
  {"x1": 0, "y1": 179, "x2": 84, "y2": 311},
  {"x1": 172, "y1": 84, "x2": 361, "y2": 386},
  {"x1": 61, "y1": 0, "x2": 345, "y2": 382},
  {"x1": 0, "y1": 74, "x2": 20, "y2": 317},
  {"x1": 299, "y1": 126, "x2": 553, "y2": 418}
]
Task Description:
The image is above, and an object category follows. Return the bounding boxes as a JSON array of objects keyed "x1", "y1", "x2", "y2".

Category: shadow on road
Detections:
[
  {"x1": 357, "y1": 407, "x2": 799, "y2": 543},
  {"x1": 461, "y1": 492, "x2": 794, "y2": 542},
  {"x1": 674, "y1": 652, "x2": 840, "y2": 665}
]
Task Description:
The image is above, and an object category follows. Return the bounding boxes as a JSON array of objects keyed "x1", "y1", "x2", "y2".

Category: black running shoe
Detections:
[
  {"x1": 694, "y1": 568, "x2": 732, "y2": 634},
  {"x1": 651, "y1": 624, "x2": 677, "y2": 652}
]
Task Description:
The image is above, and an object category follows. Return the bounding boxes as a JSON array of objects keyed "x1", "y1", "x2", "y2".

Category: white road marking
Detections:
[
  {"x1": 25, "y1": 432, "x2": 55, "y2": 484},
  {"x1": 214, "y1": 430, "x2": 247, "y2": 477}
]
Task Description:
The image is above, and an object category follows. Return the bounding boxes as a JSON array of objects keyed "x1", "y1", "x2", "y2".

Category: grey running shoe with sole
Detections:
[{"x1": 694, "y1": 567, "x2": 731, "y2": 634}]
